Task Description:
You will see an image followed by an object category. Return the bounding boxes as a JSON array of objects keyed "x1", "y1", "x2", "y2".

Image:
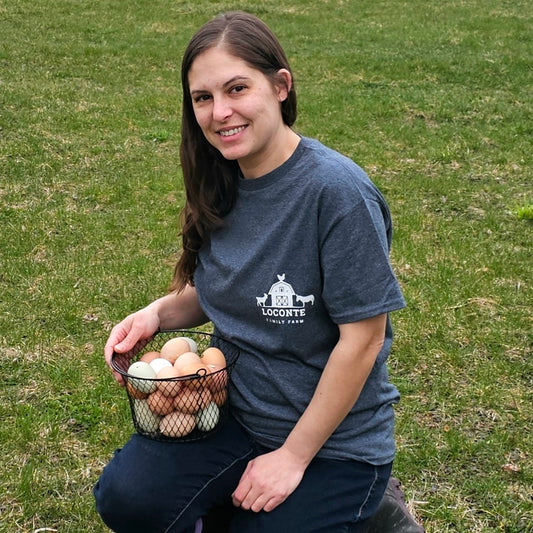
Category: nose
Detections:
[{"x1": 212, "y1": 95, "x2": 232, "y2": 122}]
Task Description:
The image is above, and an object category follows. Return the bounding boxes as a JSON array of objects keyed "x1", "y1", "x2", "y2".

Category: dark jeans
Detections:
[{"x1": 94, "y1": 415, "x2": 391, "y2": 533}]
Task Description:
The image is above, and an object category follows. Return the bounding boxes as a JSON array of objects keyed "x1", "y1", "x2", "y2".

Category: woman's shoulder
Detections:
[
  {"x1": 299, "y1": 137, "x2": 357, "y2": 171},
  {"x1": 297, "y1": 137, "x2": 381, "y2": 202}
]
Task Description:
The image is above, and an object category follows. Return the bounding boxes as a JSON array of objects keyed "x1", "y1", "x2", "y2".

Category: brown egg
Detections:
[
  {"x1": 205, "y1": 364, "x2": 228, "y2": 393},
  {"x1": 126, "y1": 380, "x2": 149, "y2": 400},
  {"x1": 201, "y1": 347, "x2": 226, "y2": 368},
  {"x1": 160, "y1": 338, "x2": 192, "y2": 363},
  {"x1": 212, "y1": 388, "x2": 227, "y2": 407},
  {"x1": 160, "y1": 411, "x2": 196, "y2": 438},
  {"x1": 179, "y1": 363, "x2": 209, "y2": 390},
  {"x1": 156, "y1": 366, "x2": 182, "y2": 397},
  {"x1": 174, "y1": 387, "x2": 212, "y2": 414},
  {"x1": 139, "y1": 351, "x2": 161, "y2": 364},
  {"x1": 178, "y1": 362, "x2": 208, "y2": 376},
  {"x1": 147, "y1": 390, "x2": 175, "y2": 416},
  {"x1": 174, "y1": 351, "x2": 203, "y2": 371}
]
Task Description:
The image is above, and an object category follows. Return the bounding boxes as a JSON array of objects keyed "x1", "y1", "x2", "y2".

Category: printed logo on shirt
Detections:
[{"x1": 255, "y1": 274, "x2": 315, "y2": 325}]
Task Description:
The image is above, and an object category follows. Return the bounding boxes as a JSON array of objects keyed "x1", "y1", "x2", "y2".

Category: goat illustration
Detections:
[{"x1": 256, "y1": 293, "x2": 268, "y2": 307}]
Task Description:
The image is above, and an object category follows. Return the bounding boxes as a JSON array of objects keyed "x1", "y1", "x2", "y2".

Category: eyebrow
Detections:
[{"x1": 190, "y1": 75, "x2": 252, "y2": 97}]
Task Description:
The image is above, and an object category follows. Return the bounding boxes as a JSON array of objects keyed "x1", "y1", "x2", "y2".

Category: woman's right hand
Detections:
[
  {"x1": 104, "y1": 286, "x2": 208, "y2": 385},
  {"x1": 104, "y1": 308, "x2": 161, "y2": 385}
]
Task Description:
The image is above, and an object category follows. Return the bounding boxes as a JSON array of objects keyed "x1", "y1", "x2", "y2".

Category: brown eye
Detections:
[
  {"x1": 193, "y1": 94, "x2": 211, "y2": 103},
  {"x1": 230, "y1": 85, "x2": 246, "y2": 94}
]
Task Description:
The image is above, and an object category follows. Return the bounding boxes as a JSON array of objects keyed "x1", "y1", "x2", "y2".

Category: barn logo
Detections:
[{"x1": 256, "y1": 274, "x2": 315, "y2": 325}]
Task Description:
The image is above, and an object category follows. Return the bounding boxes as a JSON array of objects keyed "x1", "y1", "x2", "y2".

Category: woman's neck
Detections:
[{"x1": 239, "y1": 127, "x2": 301, "y2": 179}]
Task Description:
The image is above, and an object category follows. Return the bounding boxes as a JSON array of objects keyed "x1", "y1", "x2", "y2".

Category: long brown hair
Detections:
[{"x1": 171, "y1": 11, "x2": 297, "y2": 292}]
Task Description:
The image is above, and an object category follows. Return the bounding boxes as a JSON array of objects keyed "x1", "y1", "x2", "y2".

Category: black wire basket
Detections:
[{"x1": 111, "y1": 330, "x2": 239, "y2": 442}]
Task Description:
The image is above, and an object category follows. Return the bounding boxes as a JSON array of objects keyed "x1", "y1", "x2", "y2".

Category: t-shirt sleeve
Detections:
[{"x1": 319, "y1": 194, "x2": 405, "y2": 324}]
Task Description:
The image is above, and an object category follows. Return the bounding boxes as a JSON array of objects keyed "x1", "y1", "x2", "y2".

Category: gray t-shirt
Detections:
[{"x1": 194, "y1": 137, "x2": 405, "y2": 464}]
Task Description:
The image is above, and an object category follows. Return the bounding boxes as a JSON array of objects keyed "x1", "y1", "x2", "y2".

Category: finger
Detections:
[
  {"x1": 232, "y1": 480, "x2": 251, "y2": 507},
  {"x1": 104, "y1": 322, "x2": 135, "y2": 385},
  {"x1": 263, "y1": 495, "x2": 284, "y2": 513},
  {"x1": 237, "y1": 481, "x2": 266, "y2": 512},
  {"x1": 232, "y1": 466, "x2": 253, "y2": 507},
  {"x1": 104, "y1": 347, "x2": 126, "y2": 386},
  {"x1": 104, "y1": 340, "x2": 119, "y2": 366},
  {"x1": 104, "y1": 322, "x2": 130, "y2": 358},
  {"x1": 250, "y1": 494, "x2": 272, "y2": 513},
  {"x1": 238, "y1": 490, "x2": 257, "y2": 511},
  {"x1": 114, "y1": 321, "x2": 151, "y2": 354},
  {"x1": 111, "y1": 369, "x2": 125, "y2": 386}
]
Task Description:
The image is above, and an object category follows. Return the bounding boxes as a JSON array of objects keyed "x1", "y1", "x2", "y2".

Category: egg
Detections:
[
  {"x1": 173, "y1": 351, "x2": 202, "y2": 370},
  {"x1": 179, "y1": 363, "x2": 209, "y2": 390},
  {"x1": 201, "y1": 347, "x2": 226, "y2": 367},
  {"x1": 133, "y1": 399, "x2": 161, "y2": 433},
  {"x1": 212, "y1": 388, "x2": 227, "y2": 406},
  {"x1": 174, "y1": 352, "x2": 205, "y2": 383},
  {"x1": 205, "y1": 364, "x2": 228, "y2": 393},
  {"x1": 182, "y1": 337, "x2": 198, "y2": 353},
  {"x1": 156, "y1": 366, "x2": 182, "y2": 397},
  {"x1": 149, "y1": 357, "x2": 173, "y2": 375},
  {"x1": 139, "y1": 351, "x2": 161, "y2": 364},
  {"x1": 174, "y1": 387, "x2": 212, "y2": 414},
  {"x1": 196, "y1": 402, "x2": 220, "y2": 432},
  {"x1": 160, "y1": 337, "x2": 192, "y2": 363},
  {"x1": 127, "y1": 361, "x2": 157, "y2": 394},
  {"x1": 177, "y1": 362, "x2": 208, "y2": 377},
  {"x1": 160, "y1": 411, "x2": 196, "y2": 438},
  {"x1": 126, "y1": 380, "x2": 148, "y2": 400},
  {"x1": 147, "y1": 390, "x2": 175, "y2": 416},
  {"x1": 180, "y1": 336, "x2": 198, "y2": 353}
]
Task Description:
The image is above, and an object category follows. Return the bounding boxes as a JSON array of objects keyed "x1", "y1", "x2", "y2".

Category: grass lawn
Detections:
[{"x1": 1, "y1": 0, "x2": 531, "y2": 531}]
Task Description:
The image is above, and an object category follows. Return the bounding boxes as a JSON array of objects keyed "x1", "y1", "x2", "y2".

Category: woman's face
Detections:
[{"x1": 188, "y1": 46, "x2": 293, "y2": 178}]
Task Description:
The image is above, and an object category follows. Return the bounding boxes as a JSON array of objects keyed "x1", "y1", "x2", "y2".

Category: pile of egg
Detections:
[{"x1": 126, "y1": 336, "x2": 228, "y2": 438}]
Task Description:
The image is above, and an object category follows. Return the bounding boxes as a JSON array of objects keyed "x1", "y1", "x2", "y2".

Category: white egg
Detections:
[
  {"x1": 195, "y1": 402, "x2": 220, "y2": 432},
  {"x1": 133, "y1": 399, "x2": 161, "y2": 433},
  {"x1": 149, "y1": 357, "x2": 173, "y2": 374},
  {"x1": 127, "y1": 361, "x2": 157, "y2": 394}
]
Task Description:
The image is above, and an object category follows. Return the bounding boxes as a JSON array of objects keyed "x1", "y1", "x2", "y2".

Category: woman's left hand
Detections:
[{"x1": 232, "y1": 447, "x2": 307, "y2": 512}]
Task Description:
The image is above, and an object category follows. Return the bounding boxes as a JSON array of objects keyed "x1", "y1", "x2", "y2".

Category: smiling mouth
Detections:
[{"x1": 219, "y1": 126, "x2": 246, "y2": 137}]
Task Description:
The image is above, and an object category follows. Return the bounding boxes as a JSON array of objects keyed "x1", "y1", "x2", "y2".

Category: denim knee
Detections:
[
  {"x1": 93, "y1": 420, "x2": 255, "y2": 533},
  {"x1": 93, "y1": 452, "x2": 152, "y2": 533}
]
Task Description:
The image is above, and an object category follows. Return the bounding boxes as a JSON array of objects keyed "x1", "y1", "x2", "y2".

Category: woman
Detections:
[{"x1": 94, "y1": 11, "x2": 423, "y2": 533}]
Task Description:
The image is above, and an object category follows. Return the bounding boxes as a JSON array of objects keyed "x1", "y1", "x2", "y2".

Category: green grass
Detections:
[{"x1": 1, "y1": 0, "x2": 531, "y2": 531}]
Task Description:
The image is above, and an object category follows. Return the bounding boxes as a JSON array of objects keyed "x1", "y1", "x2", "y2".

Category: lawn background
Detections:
[{"x1": 1, "y1": 0, "x2": 531, "y2": 531}]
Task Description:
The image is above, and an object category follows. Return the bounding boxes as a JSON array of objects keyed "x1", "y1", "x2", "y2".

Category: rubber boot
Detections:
[{"x1": 364, "y1": 477, "x2": 425, "y2": 533}]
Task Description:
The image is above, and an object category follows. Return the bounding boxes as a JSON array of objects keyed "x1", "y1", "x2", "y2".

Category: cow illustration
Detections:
[{"x1": 295, "y1": 294, "x2": 315, "y2": 306}]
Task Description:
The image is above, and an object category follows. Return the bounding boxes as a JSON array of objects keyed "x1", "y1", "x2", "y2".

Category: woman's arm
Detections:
[
  {"x1": 284, "y1": 314, "x2": 387, "y2": 462},
  {"x1": 232, "y1": 313, "x2": 387, "y2": 512},
  {"x1": 104, "y1": 284, "x2": 209, "y2": 384}
]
